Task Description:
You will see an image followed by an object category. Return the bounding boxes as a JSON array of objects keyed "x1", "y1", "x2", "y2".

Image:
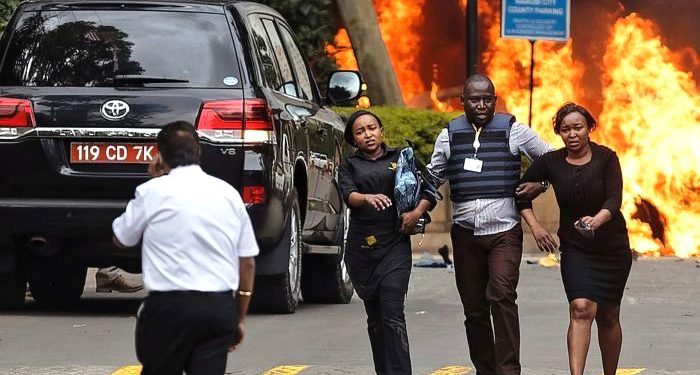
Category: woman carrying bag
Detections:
[{"x1": 338, "y1": 110, "x2": 437, "y2": 375}]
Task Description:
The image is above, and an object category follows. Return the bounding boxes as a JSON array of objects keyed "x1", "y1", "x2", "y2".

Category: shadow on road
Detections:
[{"x1": 5, "y1": 294, "x2": 143, "y2": 317}]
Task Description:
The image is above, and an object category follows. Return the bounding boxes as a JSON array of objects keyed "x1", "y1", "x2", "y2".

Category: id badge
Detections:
[{"x1": 463, "y1": 158, "x2": 483, "y2": 173}]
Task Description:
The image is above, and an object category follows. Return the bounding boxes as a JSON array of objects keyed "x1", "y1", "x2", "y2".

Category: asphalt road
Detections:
[{"x1": 0, "y1": 257, "x2": 698, "y2": 375}]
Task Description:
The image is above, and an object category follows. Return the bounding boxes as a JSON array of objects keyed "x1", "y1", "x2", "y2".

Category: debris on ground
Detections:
[
  {"x1": 538, "y1": 253, "x2": 560, "y2": 268},
  {"x1": 414, "y1": 251, "x2": 452, "y2": 268}
]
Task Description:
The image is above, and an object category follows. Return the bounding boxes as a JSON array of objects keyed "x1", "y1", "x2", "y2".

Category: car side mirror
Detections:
[{"x1": 326, "y1": 71, "x2": 362, "y2": 105}]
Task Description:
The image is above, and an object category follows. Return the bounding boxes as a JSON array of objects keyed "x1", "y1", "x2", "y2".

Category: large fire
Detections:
[
  {"x1": 597, "y1": 14, "x2": 700, "y2": 258},
  {"x1": 478, "y1": 0, "x2": 583, "y2": 147},
  {"x1": 329, "y1": 1, "x2": 699, "y2": 257},
  {"x1": 373, "y1": 0, "x2": 426, "y2": 103},
  {"x1": 325, "y1": 28, "x2": 358, "y2": 71}
]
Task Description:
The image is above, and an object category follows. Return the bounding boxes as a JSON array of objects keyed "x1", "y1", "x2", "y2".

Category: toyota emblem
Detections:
[{"x1": 101, "y1": 100, "x2": 130, "y2": 121}]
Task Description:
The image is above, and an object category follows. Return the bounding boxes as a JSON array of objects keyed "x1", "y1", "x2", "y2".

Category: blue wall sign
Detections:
[{"x1": 501, "y1": 0, "x2": 570, "y2": 41}]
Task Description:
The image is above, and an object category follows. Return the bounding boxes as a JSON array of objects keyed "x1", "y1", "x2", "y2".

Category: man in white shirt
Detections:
[{"x1": 112, "y1": 121, "x2": 258, "y2": 375}]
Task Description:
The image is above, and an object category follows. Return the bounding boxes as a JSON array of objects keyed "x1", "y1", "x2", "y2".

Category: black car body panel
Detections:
[{"x1": 0, "y1": 0, "x2": 362, "y2": 311}]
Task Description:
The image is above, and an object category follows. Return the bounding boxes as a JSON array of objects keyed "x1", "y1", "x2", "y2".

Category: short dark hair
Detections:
[
  {"x1": 157, "y1": 121, "x2": 201, "y2": 167},
  {"x1": 463, "y1": 74, "x2": 495, "y2": 95},
  {"x1": 343, "y1": 110, "x2": 383, "y2": 145},
  {"x1": 553, "y1": 102, "x2": 598, "y2": 134}
]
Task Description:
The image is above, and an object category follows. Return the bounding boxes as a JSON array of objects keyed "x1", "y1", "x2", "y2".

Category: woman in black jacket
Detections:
[
  {"x1": 517, "y1": 103, "x2": 633, "y2": 375},
  {"x1": 338, "y1": 110, "x2": 435, "y2": 375}
]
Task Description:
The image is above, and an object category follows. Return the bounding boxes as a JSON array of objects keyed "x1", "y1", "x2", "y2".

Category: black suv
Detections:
[{"x1": 0, "y1": 0, "x2": 362, "y2": 313}]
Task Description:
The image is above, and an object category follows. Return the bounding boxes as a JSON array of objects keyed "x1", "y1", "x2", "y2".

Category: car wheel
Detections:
[
  {"x1": 0, "y1": 269, "x2": 27, "y2": 310},
  {"x1": 28, "y1": 254, "x2": 87, "y2": 308},
  {"x1": 251, "y1": 189, "x2": 302, "y2": 314},
  {"x1": 301, "y1": 206, "x2": 354, "y2": 304}
]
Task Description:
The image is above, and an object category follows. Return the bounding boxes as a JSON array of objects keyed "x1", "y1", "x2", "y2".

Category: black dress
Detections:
[
  {"x1": 338, "y1": 146, "x2": 411, "y2": 300},
  {"x1": 521, "y1": 142, "x2": 632, "y2": 305}
]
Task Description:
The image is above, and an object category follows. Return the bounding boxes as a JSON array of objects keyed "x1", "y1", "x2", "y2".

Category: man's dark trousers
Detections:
[
  {"x1": 136, "y1": 291, "x2": 238, "y2": 375},
  {"x1": 451, "y1": 224, "x2": 523, "y2": 375}
]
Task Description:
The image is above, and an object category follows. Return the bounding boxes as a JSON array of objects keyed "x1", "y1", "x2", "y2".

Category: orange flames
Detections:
[
  {"x1": 597, "y1": 14, "x2": 700, "y2": 258},
  {"x1": 325, "y1": 28, "x2": 358, "y2": 71},
  {"x1": 478, "y1": 0, "x2": 584, "y2": 147},
  {"x1": 329, "y1": 0, "x2": 426, "y2": 104},
  {"x1": 373, "y1": 0, "x2": 426, "y2": 104}
]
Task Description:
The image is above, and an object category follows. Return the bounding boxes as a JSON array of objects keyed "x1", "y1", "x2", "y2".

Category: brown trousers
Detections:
[{"x1": 450, "y1": 224, "x2": 523, "y2": 375}]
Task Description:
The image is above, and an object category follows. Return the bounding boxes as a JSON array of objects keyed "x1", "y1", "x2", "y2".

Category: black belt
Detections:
[{"x1": 148, "y1": 290, "x2": 233, "y2": 297}]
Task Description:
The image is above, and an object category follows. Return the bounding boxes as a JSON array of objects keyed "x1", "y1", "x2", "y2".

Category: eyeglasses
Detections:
[{"x1": 464, "y1": 95, "x2": 496, "y2": 105}]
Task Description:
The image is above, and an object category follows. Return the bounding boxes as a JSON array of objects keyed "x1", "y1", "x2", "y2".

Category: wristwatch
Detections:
[{"x1": 540, "y1": 181, "x2": 550, "y2": 192}]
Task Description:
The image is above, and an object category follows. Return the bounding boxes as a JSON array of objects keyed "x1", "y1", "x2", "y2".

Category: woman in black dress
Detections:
[
  {"x1": 338, "y1": 110, "x2": 435, "y2": 375},
  {"x1": 517, "y1": 103, "x2": 632, "y2": 375}
]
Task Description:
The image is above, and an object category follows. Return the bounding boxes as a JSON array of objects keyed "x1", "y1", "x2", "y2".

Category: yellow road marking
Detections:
[
  {"x1": 111, "y1": 366, "x2": 142, "y2": 375},
  {"x1": 609, "y1": 369, "x2": 646, "y2": 375},
  {"x1": 429, "y1": 366, "x2": 472, "y2": 375},
  {"x1": 263, "y1": 365, "x2": 310, "y2": 375}
]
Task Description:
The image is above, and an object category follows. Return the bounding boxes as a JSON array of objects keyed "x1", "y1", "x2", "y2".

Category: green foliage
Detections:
[
  {"x1": 334, "y1": 106, "x2": 463, "y2": 164},
  {"x1": 0, "y1": 0, "x2": 21, "y2": 36},
  {"x1": 252, "y1": 0, "x2": 338, "y2": 88}
]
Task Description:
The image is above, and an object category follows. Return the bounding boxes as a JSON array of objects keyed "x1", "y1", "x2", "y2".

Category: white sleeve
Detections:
[
  {"x1": 426, "y1": 128, "x2": 450, "y2": 187},
  {"x1": 236, "y1": 201, "x2": 260, "y2": 258},
  {"x1": 112, "y1": 186, "x2": 148, "y2": 247},
  {"x1": 510, "y1": 122, "x2": 555, "y2": 161}
]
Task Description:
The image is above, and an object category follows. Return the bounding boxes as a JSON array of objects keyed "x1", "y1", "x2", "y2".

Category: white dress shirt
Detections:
[
  {"x1": 428, "y1": 121, "x2": 553, "y2": 235},
  {"x1": 112, "y1": 165, "x2": 259, "y2": 292}
]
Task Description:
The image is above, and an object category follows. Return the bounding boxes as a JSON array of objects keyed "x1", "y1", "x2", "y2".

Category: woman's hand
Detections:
[
  {"x1": 363, "y1": 194, "x2": 392, "y2": 211},
  {"x1": 579, "y1": 215, "x2": 602, "y2": 231},
  {"x1": 532, "y1": 224, "x2": 558, "y2": 253},
  {"x1": 400, "y1": 209, "x2": 422, "y2": 234}
]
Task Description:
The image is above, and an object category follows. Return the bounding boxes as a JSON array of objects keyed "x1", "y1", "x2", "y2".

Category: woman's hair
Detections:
[
  {"x1": 553, "y1": 102, "x2": 598, "y2": 134},
  {"x1": 343, "y1": 110, "x2": 383, "y2": 145}
]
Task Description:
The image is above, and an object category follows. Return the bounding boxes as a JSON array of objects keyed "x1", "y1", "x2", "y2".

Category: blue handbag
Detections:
[{"x1": 394, "y1": 147, "x2": 441, "y2": 235}]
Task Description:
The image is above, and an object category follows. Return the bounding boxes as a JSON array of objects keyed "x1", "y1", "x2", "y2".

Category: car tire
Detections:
[
  {"x1": 0, "y1": 269, "x2": 27, "y2": 310},
  {"x1": 301, "y1": 206, "x2": 353, "y2": 304},
  {"x1": 28, "y1": 254, "x2": 87, "y2": 308},
  {"x1": 251, "y1": 189, "x2": 302, "y2": 314}
]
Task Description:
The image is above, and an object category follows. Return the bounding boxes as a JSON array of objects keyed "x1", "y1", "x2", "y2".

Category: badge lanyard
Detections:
[{"x1": 471, "y1": 124, "x2": 482, "y2": 159}]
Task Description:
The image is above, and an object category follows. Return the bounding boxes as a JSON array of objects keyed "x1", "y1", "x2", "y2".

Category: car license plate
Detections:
[{"x1": 70, "y1": 142, "x2": 158, "y2": 164}]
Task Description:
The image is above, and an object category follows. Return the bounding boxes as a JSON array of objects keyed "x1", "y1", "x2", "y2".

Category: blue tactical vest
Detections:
[{"x1": 446, "y1": 113, "x2": 520, "y2": 202}]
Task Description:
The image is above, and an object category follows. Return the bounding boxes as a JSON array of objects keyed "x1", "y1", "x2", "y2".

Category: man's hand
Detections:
[
  {"x1": 228, "y1": 323, "x2": 244, "y2": 352},
  {"x1": 364, "y1": 194, "x2": 392, "y2": 211},
  {"x1": 515, "y1": 182, "x2": 544, "y2": 200},
  {"x1": 399, "y1": 210, "x2": 421, "y2": 234},
  {"x1": 531, "y1": 224, "x2": 558, "y2": 253}
]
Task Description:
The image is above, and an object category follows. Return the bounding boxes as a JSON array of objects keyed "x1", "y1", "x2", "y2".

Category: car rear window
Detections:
[{"x1": 0, "y1": 10, "x2": 242, "y2": 88}]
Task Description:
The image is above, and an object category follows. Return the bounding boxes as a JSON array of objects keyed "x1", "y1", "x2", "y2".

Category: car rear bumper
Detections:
[{"x1": 0, "y1": 197, "x2": 284, "y2": 249}]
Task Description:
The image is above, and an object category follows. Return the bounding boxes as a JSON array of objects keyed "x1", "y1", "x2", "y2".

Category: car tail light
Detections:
[
  {"x1": 0, "y1": 98, "x2": 36, "y2": 128},
  {"x1": 243, "y1": 186, "x2": 266, "y2": 204},
  {"x1": 196, "y1": 99, "x2": 274, "y2": 143}
]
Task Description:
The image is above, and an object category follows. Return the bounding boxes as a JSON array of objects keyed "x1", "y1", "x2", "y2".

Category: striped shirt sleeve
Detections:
[{"x1": 509, "y1": 122, "x2": 554, "y2": 160}]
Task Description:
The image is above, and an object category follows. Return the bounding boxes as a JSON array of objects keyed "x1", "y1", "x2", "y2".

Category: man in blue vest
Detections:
[{"x1": 427, "y1": 74, "x2": 552, "y2": 375}]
